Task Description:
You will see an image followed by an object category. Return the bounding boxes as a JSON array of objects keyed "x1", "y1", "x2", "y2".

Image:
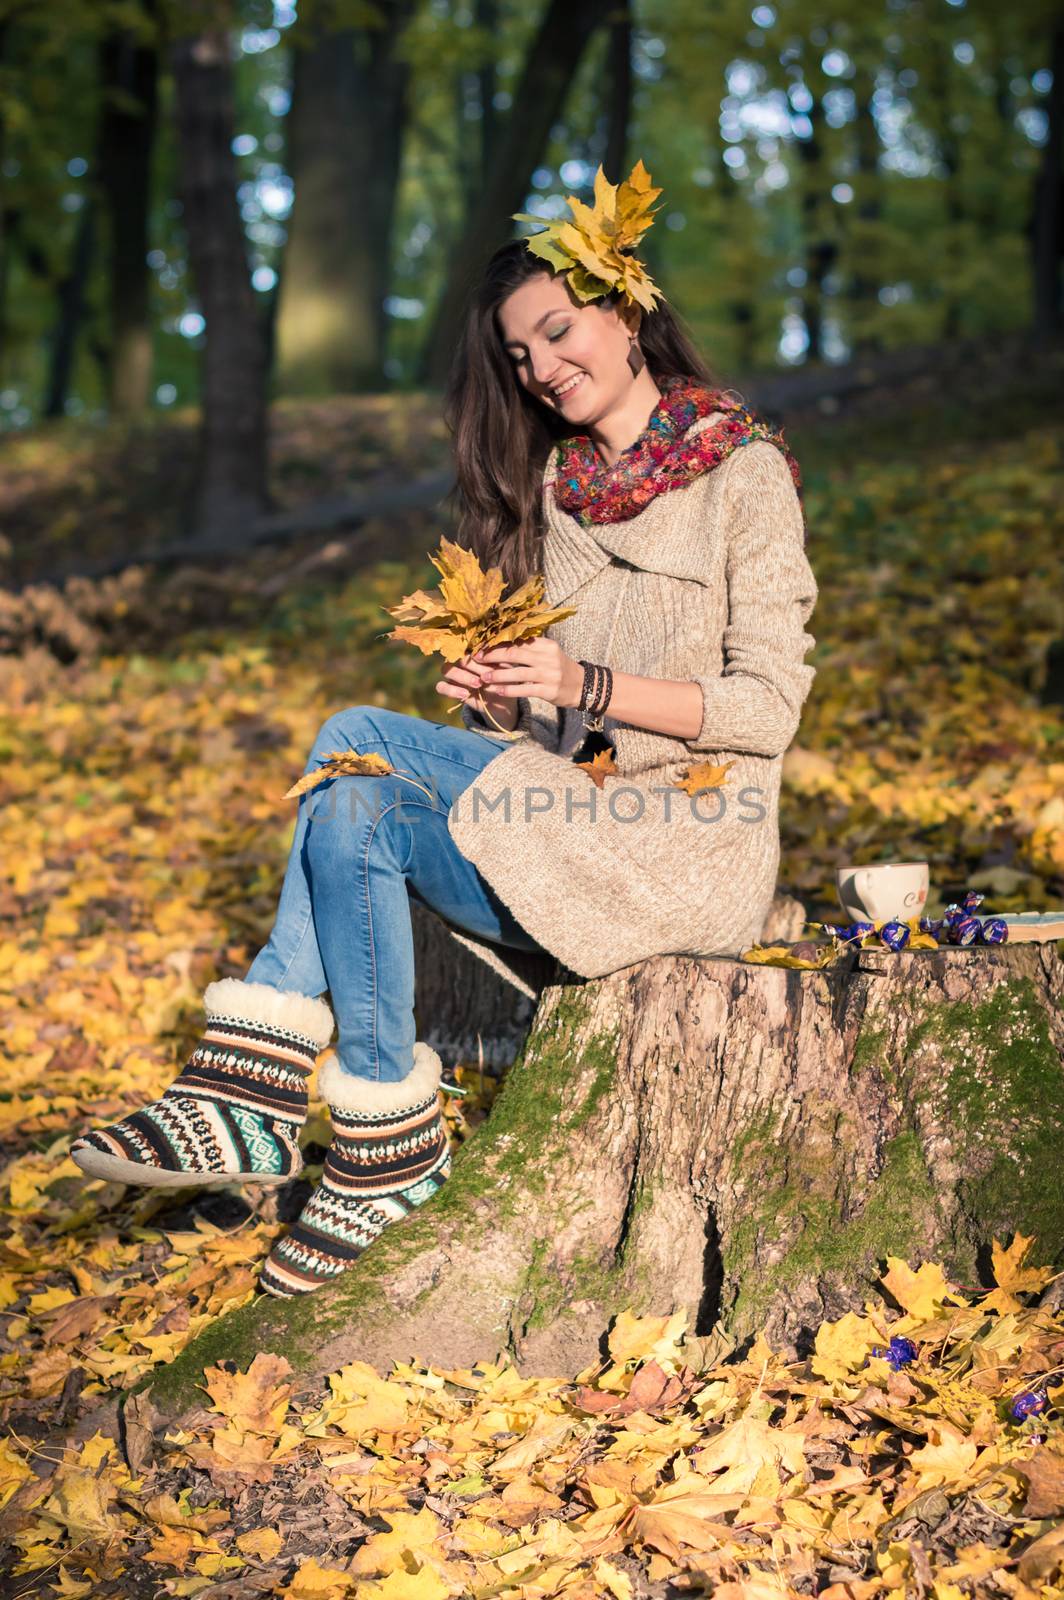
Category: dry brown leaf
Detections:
[
  {"x1": 674, "y1": 760, "x2": 736, "y2": 796},
  {"x1": 1013, "y1": 1445, "x2": 1064, "y2": 1517},
  {"x1": 283, "y1": 749, "x2": 395, "y2": 799},
  {"x1": 575, "y1": 747, "x2": 619, "y2": 789}
]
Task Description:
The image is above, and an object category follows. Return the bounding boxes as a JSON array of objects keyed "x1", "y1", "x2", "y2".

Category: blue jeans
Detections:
[{"x1": 244, "y1": 706, "x2": 548, "y2": 1083}]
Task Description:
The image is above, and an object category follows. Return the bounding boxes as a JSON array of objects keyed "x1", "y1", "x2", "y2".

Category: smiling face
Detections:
[{"x1": 496, "y1": 272, "x2": 640, "y2": 424}]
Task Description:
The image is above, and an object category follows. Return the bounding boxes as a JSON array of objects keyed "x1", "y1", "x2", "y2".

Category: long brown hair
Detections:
[{"x1": 442, "y1": 238, "x2": 718, "y2": 590}]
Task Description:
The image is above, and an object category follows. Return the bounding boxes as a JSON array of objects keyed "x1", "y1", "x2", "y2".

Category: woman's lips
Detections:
[{"x1": 553, "y1": 373, "x2": 587, "y2": 402}]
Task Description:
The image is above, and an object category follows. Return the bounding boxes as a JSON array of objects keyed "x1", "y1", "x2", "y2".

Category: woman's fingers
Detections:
[{"x1": 436, "y1": 657, "x2": 491, "y2": 698}]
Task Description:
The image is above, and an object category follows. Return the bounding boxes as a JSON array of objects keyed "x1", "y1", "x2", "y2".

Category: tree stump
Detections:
[{"x1": 137, "y1": 918, "x2": 1064, "y2": 1437}]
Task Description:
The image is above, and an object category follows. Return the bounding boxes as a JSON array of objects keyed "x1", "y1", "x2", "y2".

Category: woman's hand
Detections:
[
  {"x1": 436, "y1": 639, "x2": 583, "y2": 712},
  {"x1": 436, "y1": 652, "x2": 512, "y2": 722},
  {"x1": 462, "y1": 639, "x2": 583, "y2": 709}
]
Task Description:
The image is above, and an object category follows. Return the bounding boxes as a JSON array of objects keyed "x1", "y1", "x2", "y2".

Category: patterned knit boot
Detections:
[
  {"x1": 257, "y1": 1044, "x2": 451, "y2": 1297},
  {"x1": 70, "y1": 978, "x2": 335, "y2": 1188}
]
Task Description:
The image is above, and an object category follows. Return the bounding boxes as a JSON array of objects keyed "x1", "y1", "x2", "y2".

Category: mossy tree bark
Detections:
[{"x1": 135, "y1": 920, "x2": 1064, "y2": 1442}]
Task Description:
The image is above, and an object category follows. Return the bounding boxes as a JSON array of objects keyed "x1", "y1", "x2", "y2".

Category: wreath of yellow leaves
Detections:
[{"x1": 512, "y1": 159, "x2": 666, "y2": 312}]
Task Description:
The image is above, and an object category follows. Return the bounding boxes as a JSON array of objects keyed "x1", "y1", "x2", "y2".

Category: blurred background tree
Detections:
[{"x1": 0, "y1": 0, "x2": 1058, "y2": 532}]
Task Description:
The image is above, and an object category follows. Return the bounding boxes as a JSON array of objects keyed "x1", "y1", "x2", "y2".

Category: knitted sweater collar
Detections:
[{"x1": 551, "y1": 372, "x2": 802, "y2": 526}]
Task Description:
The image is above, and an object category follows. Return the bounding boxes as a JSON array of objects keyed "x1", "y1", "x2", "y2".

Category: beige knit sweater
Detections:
[{"x1": 440, "y1": 412, "x2": 818, "y2": 984}]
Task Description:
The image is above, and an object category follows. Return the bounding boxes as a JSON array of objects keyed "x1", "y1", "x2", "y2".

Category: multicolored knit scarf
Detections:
[{"x1": 550, "y1": 372, "x2": 805, "y2": 536}]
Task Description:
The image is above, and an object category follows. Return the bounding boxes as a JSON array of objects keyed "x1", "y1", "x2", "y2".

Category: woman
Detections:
[{"x1": 71, "y1": 163, "x2": 817, "y2": 1300}]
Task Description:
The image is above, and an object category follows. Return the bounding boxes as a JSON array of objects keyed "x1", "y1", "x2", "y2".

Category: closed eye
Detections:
[{"x1": 507, "y1": 325, "x2": 569, "y2": 365}]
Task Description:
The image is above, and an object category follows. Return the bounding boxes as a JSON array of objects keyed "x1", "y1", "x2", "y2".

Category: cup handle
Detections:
[{"x1": 855, "y1": 869, "x2": 875, "y2": 914}]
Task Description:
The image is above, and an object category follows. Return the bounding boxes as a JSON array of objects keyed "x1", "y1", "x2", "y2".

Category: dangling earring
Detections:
[{"x1": 627, "y1": 337, "x2": 646, "y2": 377}]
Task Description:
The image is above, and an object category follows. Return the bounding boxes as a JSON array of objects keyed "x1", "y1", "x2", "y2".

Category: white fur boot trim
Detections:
[
  {"x1": 316, "y1": 1043, "x2": 443, "y2": 1114},
  {"x1": 203, "y1": 978, "x2": 335, "y2": 1049}
]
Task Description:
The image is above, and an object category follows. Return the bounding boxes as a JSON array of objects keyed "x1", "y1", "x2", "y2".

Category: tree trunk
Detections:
[
  {"x1": 797, "y1": 89, "x2": 836, "y2": 364},
  {"x1": 41, "y1": 201, "x2": 95, "y2": 419},
  {"x1": 925, "y1": 25, "x2": 965, "y2": 342},
  {"x1": 275, "y1": 3, "x2": 413, "y2": 396},
  {"x1": 848, "y1": 53, "x2": 882, "y2": 357},
  {"x1": 602, "y1": 0, "x2": 632, "y2": 187},
  {"x1": 98, "y1": 15, "x2": 159, "y2": 415},
  {"x1": 133, "y1": 921, "x2": 1064, "y2": 1439},
  {"x1": 171, "y1": 23, "x2": 269, "y2": 539},
  {"x1": 1032, "y1": 23, "x2": 1063, "y2": 341},
  {"x1": 475, "y1": 0, "x2": 499, "y2": 191},
  {"x1": 418, "y1": 0, "x2": 612, "y2": 391}
]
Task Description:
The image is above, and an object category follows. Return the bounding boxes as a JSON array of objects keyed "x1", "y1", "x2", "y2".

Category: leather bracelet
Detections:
[{"x1": 577, "y1": 659, "x2": 612, "y2": 716}]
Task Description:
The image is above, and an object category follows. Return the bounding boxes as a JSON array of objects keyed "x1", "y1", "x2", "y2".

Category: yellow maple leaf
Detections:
[
  {"x1": 279, "y1": 1557, "x2": 357, "y2": 1598},
  {"x1": 982, "y1": 1231, "x2": 1056, "y2": 1314},
  {"x1": 606, "y1": 1308, "x2": 688, "y2": 1374},
  {"x1": 142, "y1": 1524, "x2": 205, "y2": 1571},
  {"x1": 202, "y1": 1351, "x2": 294, "y2": 1438},
  {"x1": 236, "y1": 1526, "x2": 284, "y2": 1561},
  {"x1": 594, "y1": 1557, "x2": 635, "y2": 1600},
  {"x1": 40, "y1": 1472, "x2": 120, "y2": 1543},
  {"x1": 383, "y1": 536, "x2": 576, "y2": 665},
  {"x1": 357, "y1": 1572, "x2": 454, "y2": 1600},
  {"x1": 305, "y1": 1359, "x2": 411, "y2": 1439},
  {"x1": 0, "y1": 1439, "x2": 34, "y2": 1512},
  {"x1": 880, "y1": 1257, "x2": 966, "y2": 1321},
  {"x1": 351, "y1": 1506, "x2": 443, "y2": 1576},
  {"x1": 693, "y1": 1413, "x2": 807, "y2": 1486},
  {"x1": 904, "y1": 1421, "x2": 981, "y2": 1493},
  {"x1": 810, "y1": 1310, "x2": 887, "y2": 1383}
]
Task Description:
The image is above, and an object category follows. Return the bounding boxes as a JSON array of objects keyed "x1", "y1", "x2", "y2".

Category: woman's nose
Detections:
[{"x1": 528, "y1": 351, "x2": 559, "y2": 390}]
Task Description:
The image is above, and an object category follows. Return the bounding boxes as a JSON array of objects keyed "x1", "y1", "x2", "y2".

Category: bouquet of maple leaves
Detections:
[{"x1": 284, "y1": 537, "x2": 737, "y2": 800}]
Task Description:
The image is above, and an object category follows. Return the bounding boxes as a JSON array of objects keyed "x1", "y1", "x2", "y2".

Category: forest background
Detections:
[{"x1": 0, "y1": 0, "x2": 1063, "y2": 1596}]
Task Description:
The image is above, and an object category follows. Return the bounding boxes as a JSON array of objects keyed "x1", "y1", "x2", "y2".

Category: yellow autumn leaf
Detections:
[
  {"x1": 202, "y1": 1351, "x2": 294, "y2": 1438},
  {"x1": 356, "y1": 1568, "x2": 456, "y2": 1600},
  {"x1": 0, "y1": 1438, "x2": 34, "y2": 1511},
  {"x1": 594, "y1": 1557, "x2": 635, "y2": 1600},
  {"x1": 305, "y1": 1360, "x2": 411, "y2": 1439},
  {"x1": 810, "y1": 1311, "x2": 887, "y2": 1383},
  {"x1": 693, "y1": 1413, "x2": 807, "y2": 1486},
  {"x1": 904, "y1": 1422, "x2": 981, "y2": 1493},
  {"x1": 143, "y1": 1525, "x2": 206, "y2": 1571},
  {"x1": 880, "y1": 1257, "x2": 966, "y2": 1321},
  {"x1": 350, "y1": 1506, "x2": 443, "y2": 1576},
  {"x1": 739, "y1": 941, "x2": 840, "y2": 971},
  {"x1": 40, "y1": 1472, "x2": 120, "y2": 1543},
  {"x1": 236, "y1": 1526, "x2": 284, "y2": 1561},
  {"x1": 383, "y1": 536, "x2": 576, "y2": 664},
  {"x1": 279, "y1": 1556, "x2": 358, "y2": 1598},
  {"x1": 675, "y1": 760, "x2": 736, "y2": 796},
  {"x1": 284, "y1": 748, "x2": 395, "y2": 799},
  {"x1": 606, "y1": 1308, "x2": 688, "y2": 1371},
  {"x1": 981, "y1": 1231, "x2": 1056, "y2": 1314}
]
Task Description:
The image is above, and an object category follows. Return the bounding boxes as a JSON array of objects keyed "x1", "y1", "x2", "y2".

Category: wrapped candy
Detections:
[
  {"x1": 950, "y1": 915, "x2": 982, "y2": 946},
  {"x1": 980, "y1": 916, "x2": 1009, "y2": 944},
  {"x1": 1010, "y1": 1389, "x2": 1048, "y2": 1421},
  {"x1": 919, "y1": 916, "x2": 946, "y2": 939},
  {"x1": 821, "y1": 921, "x2": 874, "y2": 943},
  {"x1": 879, "y1": 920, "x2": 911, "y2": 951}
]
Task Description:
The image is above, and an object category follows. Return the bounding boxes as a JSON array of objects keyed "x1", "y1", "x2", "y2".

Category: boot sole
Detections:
[{"x1": 70, "y1": 1147, "x2": 303, "y2": 1189}]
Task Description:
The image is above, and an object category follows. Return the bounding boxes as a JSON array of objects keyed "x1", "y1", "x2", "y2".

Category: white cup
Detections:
[{"x1": 836, "y1": 861, "x2": 929, "y2": 923}]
